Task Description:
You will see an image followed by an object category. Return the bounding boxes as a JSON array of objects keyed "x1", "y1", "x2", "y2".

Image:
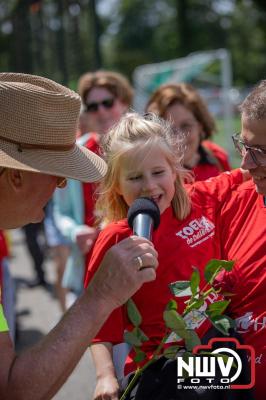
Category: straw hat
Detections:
[{"x1": 0, "y1": 73, "x2": 107, "y2": 182}]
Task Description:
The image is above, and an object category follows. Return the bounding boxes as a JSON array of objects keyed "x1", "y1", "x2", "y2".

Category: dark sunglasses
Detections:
[{"x1": 85, "y1": 97, "x2": 115, "y2": 113}]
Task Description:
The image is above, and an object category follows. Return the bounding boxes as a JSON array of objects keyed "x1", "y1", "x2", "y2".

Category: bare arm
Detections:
[
  {"x1": 91, "y1": 342, "x2": 119, "y2": 400},
  {"x1": 0, "y1": 236, "x2": 158, "y2": 400}
]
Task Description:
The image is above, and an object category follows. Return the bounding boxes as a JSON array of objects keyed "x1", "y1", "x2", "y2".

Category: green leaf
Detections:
[
  {"x1": 163, "y1": 345, "x2": 180, "y2": 359},
  {"x1": 169, "y1": 280, "x2": 191, "y2": 297},
  {"x1": 133, "y1": 327, "x2": 149, "y2": 342},
  {"x1": 184, "y1": 330, "x2": 201, "y2": 352},
  {"x1": 165, "y1": 299, "x2": 178, "y2": 311},
  {"x1": 134, "y1": 348, "x2": 146, "y2": 363},
  {"x1": 190, "y1": 267, "x2": 200, "y2": 296},
  {"x1": 163, "y1": 310, "x2": 189, "y2": 339},
  {"x1": 124, "y1": 331, "x2": 142, "y2": 347},
  {"x1": 190, "y1": 297, "x2": 205, "y2": 310},
  {"x1": 127, "y1": 298, "x2": 142, "y2": 327},
  {"x1": 204, "y1": 259, "x2": 234, "y2": 284},
  {"x1": 206, "y1": 300, "x2": 231, "y2": 317},
  {"x1": 208, "y1": 315, "x2": 235, "y2": 336}
]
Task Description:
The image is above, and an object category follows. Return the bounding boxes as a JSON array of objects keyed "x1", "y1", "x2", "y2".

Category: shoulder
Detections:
[
  {"x1": 94, "y1": 219, "x2": 132, "y2": 249},
  {"x1": 202, "y1": 140, "x2": 228, "y2": 157},
  {"x1": 100, "y1": 219, "x2": 131, "y2": 237},
  {"x1": 221, "y1": 180, "x2": 257, "y2": 208},
  {"x1": 187, "y1": 169, "x2": 243, "y2": 207}
]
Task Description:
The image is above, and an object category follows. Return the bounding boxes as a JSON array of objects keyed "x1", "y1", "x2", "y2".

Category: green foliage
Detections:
[
  {"x1": 163, "y1": 309, "x2": 189, "y2": 339},
  {"x1": 127, "y1": 298, "x2": 142, "y2": 327},
  {"x1": 1, "y1": 0, "x2": 265, "y2": 87},
  {"x1": 169, "y1": 280, "x2": 190, "y2": 296},
  {"x1": 121, "y1": 258, "x2": 236, "y2": 400},
  {"x1": 185, "y1": 330, "x2": 202, "y2": 352},
  {"x1": 163, "y1": 345, "x2": 180, "y2": 360},
  {"x1": 190, "y1": 267, "x2": 200, "y2": 296},
  {"x1": 204, "y1": 259, "x2": 234, "y2": 284}
]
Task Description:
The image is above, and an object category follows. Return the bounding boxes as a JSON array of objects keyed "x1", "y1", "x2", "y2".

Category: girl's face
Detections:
[
  {"x1": 165, "y1": 103, "x2": 202, "y2": 168},
  {"x1": 116, "y1": 145, "x2": 177, "y2": 214}
]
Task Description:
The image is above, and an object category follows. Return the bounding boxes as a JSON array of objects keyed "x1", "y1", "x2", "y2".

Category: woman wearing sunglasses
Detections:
[
  {"x1": 52, "y1": 71, "x2": 134, "y2": 306},
  {"x1": 78, "y1": 70, "x2": 133, "y2": 136}
]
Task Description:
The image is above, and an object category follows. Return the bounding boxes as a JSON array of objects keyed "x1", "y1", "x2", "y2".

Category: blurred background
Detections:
[
  {"x1": 1, "y1": 0, "x2": 265, "y2": 162},
  {"x1": 1, "y1": 1, "x2": 265, "y2": 398}
]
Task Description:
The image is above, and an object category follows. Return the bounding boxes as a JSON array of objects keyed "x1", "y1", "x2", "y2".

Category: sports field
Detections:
[{"x1": 214, "y1": 116, "x2": 242, "y2": 168}]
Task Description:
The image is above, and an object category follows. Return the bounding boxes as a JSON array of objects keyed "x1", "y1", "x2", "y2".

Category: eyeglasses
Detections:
[
  {"x1": 232, "y1": 133, "x2": 266, "y2": 166},
  {"x1": 85, "y1": 98, "x2": 115, "y2": 113}
]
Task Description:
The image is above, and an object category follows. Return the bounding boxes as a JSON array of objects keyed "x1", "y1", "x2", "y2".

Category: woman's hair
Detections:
[
  {"x1": 146, "y1": 83, "x2": 216, "y2": 139},
  {"x1": 96, "y1": 112, "x2": 191, "y2": 224},
  {"x1": 78, "y1": 70, "x2": 134, "y2": 107},
  {"x1": 239, "y1": 80, "x2": 266, "y2": 120}
]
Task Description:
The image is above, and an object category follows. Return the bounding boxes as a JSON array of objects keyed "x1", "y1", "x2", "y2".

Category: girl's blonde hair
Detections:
[{"x1": 96, "y1": 112, "x2": 191, "y2": 224}]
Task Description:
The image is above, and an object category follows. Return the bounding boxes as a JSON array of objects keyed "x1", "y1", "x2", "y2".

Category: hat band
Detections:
[{"x1": 0, "y1": 134, "x2": 74, "y2": 152}]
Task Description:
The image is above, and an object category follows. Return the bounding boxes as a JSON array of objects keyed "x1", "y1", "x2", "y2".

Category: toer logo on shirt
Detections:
[{"x1": 176, "y1": 216, "x2": 215, "y2": 248}]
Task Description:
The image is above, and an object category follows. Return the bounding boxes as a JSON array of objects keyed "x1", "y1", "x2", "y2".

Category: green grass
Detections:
[{"x1": 213, "y1": 116, "x2": 242, "y2": 169}]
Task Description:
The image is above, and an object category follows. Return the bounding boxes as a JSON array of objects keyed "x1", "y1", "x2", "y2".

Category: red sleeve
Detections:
[
  {"x1": 0, "y1": 231, "x2": 8, "y2": 259},
  {"x1": 187, "y1": 169, "x2": 244, "y2": 208},
  {"x1": 202, "y1": 140, "x2": 231, "y2": 171},
  {"x1": 84, "y1": 222, "x2": 131, "y2": 344}
]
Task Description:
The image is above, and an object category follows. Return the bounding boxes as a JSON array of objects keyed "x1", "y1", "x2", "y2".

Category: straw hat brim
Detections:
[{"x1": 0, "y1": 138, "x2": 107, "y2": 182}]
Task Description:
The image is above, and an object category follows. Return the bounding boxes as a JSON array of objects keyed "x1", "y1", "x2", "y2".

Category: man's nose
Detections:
[{"x1": 240, "y1": 150, "x2": 257, "y2": 170}]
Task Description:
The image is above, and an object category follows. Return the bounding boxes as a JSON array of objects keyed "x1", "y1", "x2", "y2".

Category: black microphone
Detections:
[{"x1": 127, "y1": 197, "x2": 160, "y2": 240}]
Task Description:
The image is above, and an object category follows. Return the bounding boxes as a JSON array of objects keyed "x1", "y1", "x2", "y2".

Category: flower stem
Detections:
[{"x1": 119, "y1": 333, "x2": 169, "y2": 400}]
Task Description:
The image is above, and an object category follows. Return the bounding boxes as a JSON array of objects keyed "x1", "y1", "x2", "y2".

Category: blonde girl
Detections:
[{"x1": 84, "y1": 113, "x2": 244, "y2": 400}]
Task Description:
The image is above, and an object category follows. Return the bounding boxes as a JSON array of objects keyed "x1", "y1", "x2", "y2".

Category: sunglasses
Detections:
[{"x1": 85, "y1": 97, "x2": 115, "y2": 113}]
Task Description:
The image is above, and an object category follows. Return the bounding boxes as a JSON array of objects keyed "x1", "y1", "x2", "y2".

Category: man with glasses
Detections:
[
  {"x1": 217, "y1": 80, "x2": 266, "y2": 400},
  {"x1": 0, "y1": 73, "x2": 158, "y2": 399}
]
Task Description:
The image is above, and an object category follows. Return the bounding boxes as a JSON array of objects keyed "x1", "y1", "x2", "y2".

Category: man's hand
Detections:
[{"x1": 88, "y1": 236, "x2": 158, "y2": 310}]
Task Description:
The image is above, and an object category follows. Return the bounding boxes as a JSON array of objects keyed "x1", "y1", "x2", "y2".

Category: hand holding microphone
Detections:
[{"x1": 127, "y1": 197, "x2": 160, "y2": 270}]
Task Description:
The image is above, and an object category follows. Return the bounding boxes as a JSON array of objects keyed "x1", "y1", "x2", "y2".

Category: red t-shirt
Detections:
[
  {"x1": 193, "y1": 140, "x2": 231, "y2": 181},
  {"x1": 82, "y1": 133, "x2": 100, "y2": 227},
  {"x1": 216, "y1": 180, "x2": 266, "y2": 400},
  {"x1": 0, "y1": 231, "x2": 8, "y2": 304},
  {"x1": 85, "y1": 170, "x2": 243, "y2": 375}
]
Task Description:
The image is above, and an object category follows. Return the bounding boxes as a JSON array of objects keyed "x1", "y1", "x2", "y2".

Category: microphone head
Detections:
[{"x1": 127, "y1": 197, "x2": 160, "y2": 231}]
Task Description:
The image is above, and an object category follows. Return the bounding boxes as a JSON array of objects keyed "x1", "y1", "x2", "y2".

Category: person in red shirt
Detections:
[
  {"x1": 84, "y1": 112, "x2": 245, "y2": 400},
  {"x1": 146, "y1": 83, "x2": 231, "y2": 181},
  {"x1": 215, "y1": 80, "x2": 266, "y2": 400}
]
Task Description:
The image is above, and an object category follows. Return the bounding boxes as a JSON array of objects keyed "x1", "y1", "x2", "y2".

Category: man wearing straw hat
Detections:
[{"x1": 0, "y1": 73, "x2": 158, "y2": 399}]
